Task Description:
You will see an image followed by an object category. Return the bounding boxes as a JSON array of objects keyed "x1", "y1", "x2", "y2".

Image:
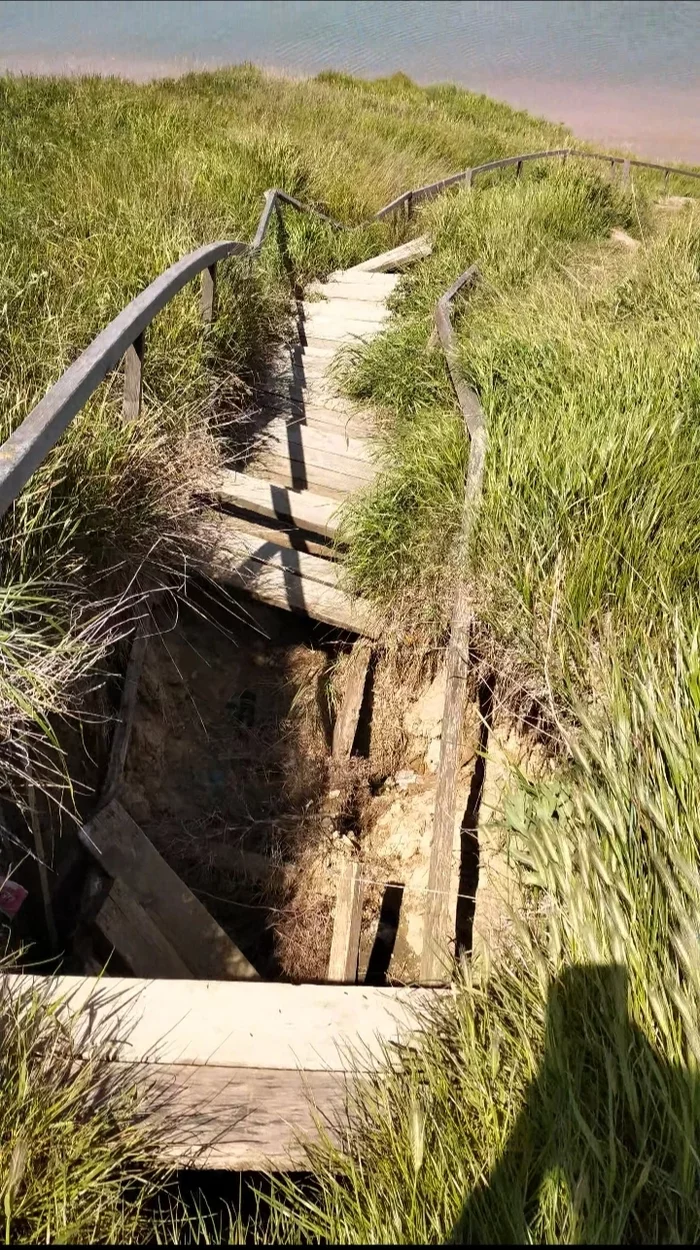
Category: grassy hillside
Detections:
[
  {"x1": 0, "y1": 65, "x2": 564, "y2": 806},
  {"x1": 4, "y1": 64, "x2": 700, "y2": 1244}
]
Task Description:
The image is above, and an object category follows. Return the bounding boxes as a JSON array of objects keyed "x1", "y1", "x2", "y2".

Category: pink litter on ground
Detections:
[{"x1": 0, "y1": 879, "x2": 28, "y2": 918}]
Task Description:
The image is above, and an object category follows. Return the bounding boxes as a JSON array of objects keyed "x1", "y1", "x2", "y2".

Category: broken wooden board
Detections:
[
  {"x1": 207, "y1": 470, "x2": 342, "y2": 539},
  {"x1": 332, "y1": 638, "x2": 372, "y2": 761},
  {"x1": 203, "y1": 542, "x2": 381, "y2": 636},
  {"x1": 202, "y1": 516, "x2": 341, "y2": 588},
  {"x1": 340, "y1": 236, "x2": 432, "y2": 275},
  {"x1": 79, "y1": 799, "x2": 259, "y2": 980},
  {"x1": 327, "y1": 860, "x2": 364, "y2": 984},
  {"x1": 96, "y1": 879, "x2": 191, "y2": 980}
]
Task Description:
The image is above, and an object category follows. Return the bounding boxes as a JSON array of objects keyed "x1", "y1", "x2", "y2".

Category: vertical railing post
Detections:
[
  {"x1": 621, "y1": 158, "x2": 631, "y2": 188},
  {"x1": 561, "y1": 151, "x2": 568, "y2": 166},
  {"x1": 200, "y1": 262, "x2": 217, "y2": 325},
  {"x1": 405, "y1": 191, "x2": 414, "y2": 222},
  {"x1": 463, "y1": 168, "x2": 473, "y2": 190},
  {"x1": 122, "y1": 331, "x2": 144, "y2": 424},
  {"x1": 664, "y1": 168, "x2": 671, "y2": 192},
  {"x1": 516, "y1": 159, "x2": 523, "y2": 180}
]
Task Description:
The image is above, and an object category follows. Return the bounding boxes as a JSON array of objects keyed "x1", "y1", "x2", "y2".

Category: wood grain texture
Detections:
[
  {"x1": 206, "y1": 470, "x2": 342, "y2": 538},
  {"x1": 420, "y1": 264, "x2": 487, "y2": 986},
  {"x1": 253, "y1": 450, "x2": 374, "y2": 496},
  {"x1": 200, "y1": 514, "x2": 342, "y2": 588},
  {"x1": 200, "y1": 262, "x2": 217, "y2": 324},
  {"x1": 79, "y1": 799, "x2": 259, "y2": 980},
  {"x1": 263, "y1": 417, "x2": 375, "y2": 469},
  {"x1": 96, "y1": 879, "x2": 191, "y2": 979},
  {"x1": 204, "y1": 548, "x2": 380, "y2": 636},
  {"x1": 90, "y1": 1061, "x2": 348, "y2": 1170},
  {"x1": 332, "y1": 639, "x2": 371, "y2": 761},
  {"x1": 327, "y1": 861, "x2": 364, "y2": 984},
  {"x1": 3, "y1": 974, "x2": 435, "y2": 1070}
]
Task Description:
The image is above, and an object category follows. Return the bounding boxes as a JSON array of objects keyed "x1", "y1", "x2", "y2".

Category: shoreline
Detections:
[{"x1": 1, "y1": 53, "x2": 698, "y2": 166}]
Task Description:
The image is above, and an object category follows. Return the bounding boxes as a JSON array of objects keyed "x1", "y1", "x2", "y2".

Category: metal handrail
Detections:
[{"x1": 1, "y1": 144, "x2": 697, "y2": 518}]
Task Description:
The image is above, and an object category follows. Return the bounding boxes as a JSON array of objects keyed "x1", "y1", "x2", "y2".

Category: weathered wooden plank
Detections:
[
  {"x1": 303, "y1": 300, "x2": 390, "y2": 324},
  {"x1": 327, "y1": 861, "x2": 364, "y2": 984},
  {"x1": 200, "y1": 262, "x2": 217, "y2": 324},
  {"x1": 79, "y1": 799, "x2": 259, "y2": 981},
  {"x1": 298, "y1": 340, "x2": 342, "y2": 358},
  {"x1": 254, "y1": 450, "x2": 375, "y2": 496},
  {"x1": 96, "y1": 879, "x2": 191, "y2": 979},
  {"x1": 252, "y1": 462, "x2": 348, "y2": 503},
  {"x1": 122, "y1": 332, "x2": 144, "y2": 424},
  {"x1": 206, "y1": 553, "x2": 380, "y2": 636},
  {"x1": 308, "y1": 277, "x2": 400, "y2": 301},
  {"x1": 263, "y1": 417, "x2": 374, "y2": 467},
  {"x1": 0, "y1": 239, "x2": 248, "y2": 518},
  {"x1": 102, "y1": 619, "x2": 148, "y2": 804},
  {"x1": 419, "y1": 586, "x2": 471, "y2": 987},
  {"x1": 92, "y1": 1062, "x2": 348, "y2": 1170},
  {"x1": 201, "y1": 515, "x2": 341, "y2": 588},
  {"x1": 332, "y1": 639, "x2": 372, "y2": 761},
  {"x1": 206, "y1": 471, "x2": 342, "y2": 538},
  {"x1": 266, "y1": 401, "x2": 372, "y2": 439},
  {"x1": 345, "y1": 236, "x2": 432, "y2": 274},
  {"x1": 5, "y1": 975, "x2": 432, "y2": 1070}
]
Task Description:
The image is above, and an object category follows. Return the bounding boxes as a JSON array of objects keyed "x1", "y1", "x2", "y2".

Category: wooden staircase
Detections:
[{"x1": 195, "y1": 237, "x2": 431, "y2": 637}]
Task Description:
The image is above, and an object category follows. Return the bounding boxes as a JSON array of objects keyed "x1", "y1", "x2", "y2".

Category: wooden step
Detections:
[
  {"x1": 253, "y1": 461, "x2": 349, "y2": 502},
  {"x1": 254, "y1": 450, "x2": 375, "y2": 496},
  {"x1": 343, "y1": 235, "x2": 432, "y2": 274},
  {"x1": 203, "y1": 515, "x2": 341, "y2": 588},
  {"x1": 207, "y1": 470, "x2": 342, "y2": 538},
  {"x1": 308, "y1": 276, "x2": 400, "y2": 301},
  {"x1": 3, "y1": 975, "x2": 437, "y2": 1167},
  {"x1": 262, "y1": 417, "x2": 374, "y2": 467},
  {"x1": 300, "y1": 315, "x2": 386, "y2": 343},
  {"x1": 79, "y1": 800, "x2": 259, "y2": 980},
  {"x1": 302, "y1": 299, "x2": 390, "y2": 324},
  {"x1": 197, "y1": 513, "x2": 379, "y2": 636},
  {"x1": 264, "y1": 396, "x2": 372, "y2": 437},
  {"x1": 320, "y1": 270, "x2": 400, "y2": 292}
]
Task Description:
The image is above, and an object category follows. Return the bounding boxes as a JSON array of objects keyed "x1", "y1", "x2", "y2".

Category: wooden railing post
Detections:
[
  {"x1": 664, "y1": 168, "x2": 671, "y2": 192},
  {"x1": 621, "y1": 158, "x2": 631, "y2": 188},
  {"x1": 463, "y1": 168, "x2": 473, "y2": 190},
  {"x1": 516, "y1": 159, "x2": 523, "y2": 179},
  {"x1": 122, "y1": 331, "x2": 144, "y2": 424},
  {"x1": 200, "y1": 262, "x2": 217, "y2": 325}
]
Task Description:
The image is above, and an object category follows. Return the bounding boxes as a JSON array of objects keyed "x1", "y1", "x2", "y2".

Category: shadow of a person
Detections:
[{"x1": 452, "y1": 963, "x2": 700, "y2": 1244}]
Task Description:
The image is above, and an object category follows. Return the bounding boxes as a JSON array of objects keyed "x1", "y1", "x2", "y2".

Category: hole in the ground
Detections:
[
  {"x1": 365, "y1": 882, "x2": 404, "y2": 985},
  {"x1": 455, "y1": 675, "x2": 495, "y2": 960}
]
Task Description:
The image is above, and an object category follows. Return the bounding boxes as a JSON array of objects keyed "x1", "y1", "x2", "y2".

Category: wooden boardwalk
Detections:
[
  {"x1": 196, "y1": 237, "x2": 431, "y2": 636},
  {"x1": 3, "y1": 973, "x2": 437, "y2": 1169}
]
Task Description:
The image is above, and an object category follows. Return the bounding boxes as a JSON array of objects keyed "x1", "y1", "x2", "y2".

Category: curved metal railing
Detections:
[{"x1": 0, "y1": 144, "x2": 697, "y2": 518}]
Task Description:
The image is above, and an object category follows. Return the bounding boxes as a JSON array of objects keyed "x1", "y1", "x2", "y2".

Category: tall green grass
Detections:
[
  {"x1": 0, "y1": 972, "x2": 164, "y2": 1243},
  {"x1": 341, "y1": 166, "x2": 700, "y2": 710},
  {"x1": 0, "y1": 66, "x2": 563, "y2": 802}
]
